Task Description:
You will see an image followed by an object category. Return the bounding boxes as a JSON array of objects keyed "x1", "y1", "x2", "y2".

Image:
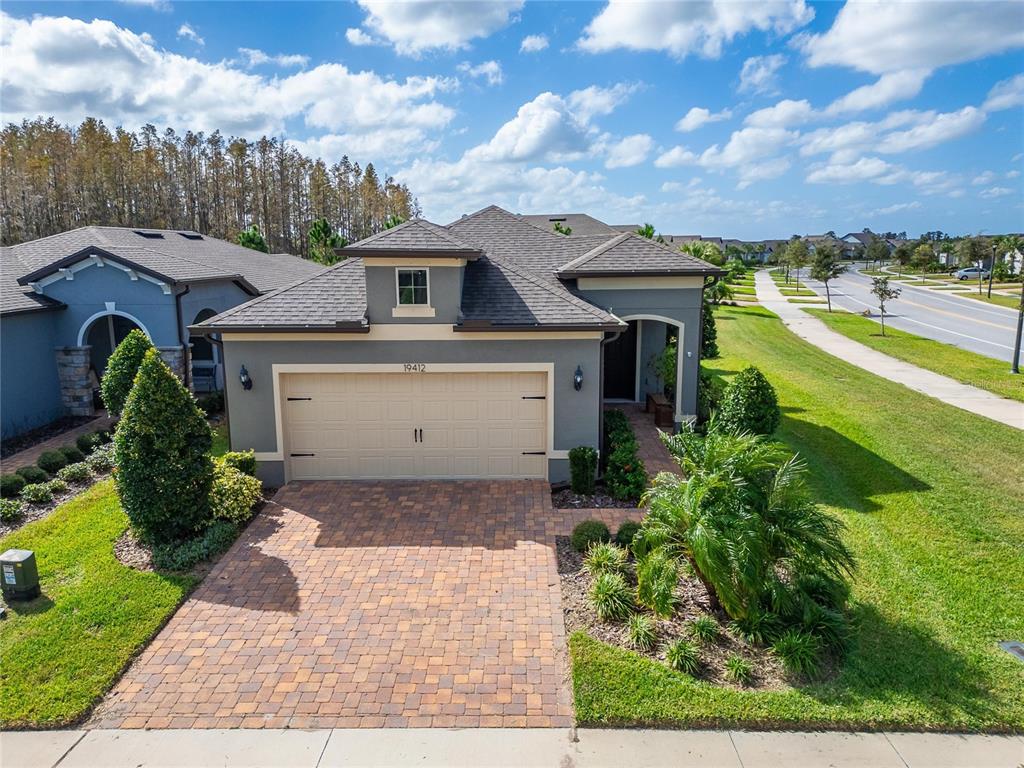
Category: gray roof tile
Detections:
[
  {"x1": 556, "y1": 232, "x2": 722, "y2": 277},
  {"x1": 344, "y1": 219, "x2": 480, "y2": 253}
]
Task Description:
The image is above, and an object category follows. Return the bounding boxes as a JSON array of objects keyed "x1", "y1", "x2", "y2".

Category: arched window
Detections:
[
  {"x1": 190, "y1": 309, "x2": 218, "y2": 363},
  {"x1": 82, "y1": 313, "x2": 145, "y2": 378}
]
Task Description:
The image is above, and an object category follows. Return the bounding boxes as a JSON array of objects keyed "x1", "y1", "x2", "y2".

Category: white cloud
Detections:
[
  {"x1": 744, "y1": 99, "x2": 813, "y2": 128},
  {"x1": 655, "y1": 146, "x2": 699, "y2": 168},
  {"x1": 797, "y1": 1, "x2": 1024, "y2": 76},
  {"x1": 345, "y1": 28, "x2": 378, "y2": 47},
  {"x1": 117, "y1": 0, "x2": 170, "y2": 10},
  {"x1": 605, "y1": 134, "x2": 653, "y2": 168},
  {"x1": 565, "y1": 83, "x2": 641, "y2": 123},
  {"x1": 176, "y1": 23, "x2": 204, "y2": 46},
  {"x1": 520, "y1": 34, "x2": 548, "y2": 53},
  {"x1": 0, "y1": 12, "x2": 455, "y2": 160},
  {"x1": 738, "y1": 54, "x2": 785, "y2": 94},
  {"x1": 806, "y1": 156, "x2": 895, "y2": 184},
  {"x1": 871, "y1": 201, "x2": 922, "y2": 216},
  {"x1": 352, "y1": 0, "x2": 523, "y2": 55},
  {"x1": 983, "y1": 73, "x2": 1024, "y2": 112},
  {"x1": 1007, "y1": 170, "x2": 1021, "y2": 180},
  {"x1": 972, "y1": 171, "x2": 996, "y2": 186},
  {"x1": 238, "y1": 47, "x2": 309, "y2": 68},
  {"x1": 876, "y1": 106, "x2": 985, "y2": 153},
  {"x1": 826, "y1": 69, "x2": 929, "y2": 115},
  {"x1": 466, "y1": 92, "x2": 589, "y2": 163},
  {"x1": 457, "y1": 60, "x2": 503, "y2": 86},
  {"x1": 675, "y1": 106, "x2": 732, "y2": 132},
  {"x1": 979, "y1": 186, "x2": 1013, "y2": 199},
  {"x1": 578, "y1": 0, "x2": 813, "y2": 59}
]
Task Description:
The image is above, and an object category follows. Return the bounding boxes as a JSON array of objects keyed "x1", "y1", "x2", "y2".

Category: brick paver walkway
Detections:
[
  {"x1": 90, "y1": 481, "x2": 638, "y2": 730},
  {"x1": 0, "y1": 411, "x2": 114, "y2": 472},
  {"x1": 617, "y1": 404, "x2": 680, "y2": 476}
]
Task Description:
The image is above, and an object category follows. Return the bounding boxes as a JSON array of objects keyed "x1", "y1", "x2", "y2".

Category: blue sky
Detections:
[{"x1": 2, "y1": 1, "x2": 1022, "y2": 239}]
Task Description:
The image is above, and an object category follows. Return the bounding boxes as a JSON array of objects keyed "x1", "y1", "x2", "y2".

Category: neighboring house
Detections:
[
  {"x1": 804, "y1": 234, "x2": 849, "y2": 255},
  {"x1": 193, "y1": 205, "x2": 723, "y2": 486},
  {"x1": 1, "y1": 227, "x2": 323, "y2": 439}
]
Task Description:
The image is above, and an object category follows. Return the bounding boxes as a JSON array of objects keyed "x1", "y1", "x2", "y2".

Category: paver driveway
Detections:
[{"x1": 91, "y1": 480, "x2": 636, "y2": 729}]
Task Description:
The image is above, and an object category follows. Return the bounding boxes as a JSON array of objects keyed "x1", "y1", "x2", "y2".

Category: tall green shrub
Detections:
[
  {"x1": 568, "y1": 446, "x2": 597, "y2": 495},
  {"x1": 717, "y1": 365, "x2": 780, "y2": 436},
  {"x1": 114, "y1": 349, "x2": 213, "y2": 543},
  {"x1": 701, "y1": 299, "x2": 719, "y2": 359},
  {"x1": 100, "y1": 329, "x2": 154, "y2": 416}
]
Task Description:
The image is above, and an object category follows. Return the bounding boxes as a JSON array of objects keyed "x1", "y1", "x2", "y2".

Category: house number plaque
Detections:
[{"x1": 403, "y1": 363, "x2": 427, "y2": 372}]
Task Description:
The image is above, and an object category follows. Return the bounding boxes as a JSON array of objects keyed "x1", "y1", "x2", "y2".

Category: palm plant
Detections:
[{"x1": 642, "y1": 426, "x2": 854, "y2": 627}]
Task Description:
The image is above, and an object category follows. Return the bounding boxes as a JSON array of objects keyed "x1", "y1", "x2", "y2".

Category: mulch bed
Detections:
[
  {"x1": 0, "y1": 415, "x2": 97, "y2": 460},
  {"x1": 0, "y1": 472, "x2": 112, "y2": 538},
  {"x1": 552, "y1": 486, "x2": 638, "y2": 509},
  {"x1": 556, "y1": 536, "x2": 790, "y2": 690}
]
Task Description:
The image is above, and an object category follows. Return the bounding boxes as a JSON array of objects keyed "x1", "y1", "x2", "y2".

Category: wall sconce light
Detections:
[
  {"x1": 573, "y1": 365, "x2": 584, "y2": 391},
  {"x1": 239, "y1": 365, "x2": 253, "y2": 391}
]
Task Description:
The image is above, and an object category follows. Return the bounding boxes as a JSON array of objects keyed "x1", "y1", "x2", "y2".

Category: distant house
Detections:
[
  {"x1": 840, "y1": 229, "x2": 894, "y2": 258},
  {"x1": 1, "y1": 227, "x2": 323, "y2": 439}
]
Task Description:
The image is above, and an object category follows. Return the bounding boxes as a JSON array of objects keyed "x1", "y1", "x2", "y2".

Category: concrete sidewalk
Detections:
[
  {"x1": 3, "y1": 728, "x2": 1022, "y2": 768},
  {"x1": 754, "y1": 271, "x2": 1024, "y2": 430}
]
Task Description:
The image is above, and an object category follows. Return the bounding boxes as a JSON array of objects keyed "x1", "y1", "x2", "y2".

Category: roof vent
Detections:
[
  {"x1": 178, "y1": 231, "x2": 204, "y2": 240},
  {"x1": 133, "y1": 230, "x2": 165, "y2": 239},
  {"x1": 549, "y1": 217, "x2": 567, "y2": 222}
]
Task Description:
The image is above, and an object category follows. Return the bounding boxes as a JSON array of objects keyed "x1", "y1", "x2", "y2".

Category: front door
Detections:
[{"x1": 603, "y1": 320, "x2": 637, "y2": 400}]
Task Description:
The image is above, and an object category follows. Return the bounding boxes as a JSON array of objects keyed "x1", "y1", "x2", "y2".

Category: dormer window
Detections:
[{"x1": 396, "y1": 268, "x2": 429, "y2": 306}]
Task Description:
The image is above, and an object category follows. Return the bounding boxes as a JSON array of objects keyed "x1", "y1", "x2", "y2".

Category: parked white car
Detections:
[{"x1": 954, "y1": 266, "x2": 990, "y2": 280}]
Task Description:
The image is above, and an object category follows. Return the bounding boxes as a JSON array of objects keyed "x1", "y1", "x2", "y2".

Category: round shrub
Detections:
[
  {"x1": 114, "y1": 349, "x2": 213, "y2": 544},
  {"x1": 589, "y1": 572, "x2": 633, "y2": 622},
  {"x1": 37, "y1": 450, "x2": 68, "y2": 475},
  {"x1": 58, "y1": 445, "x2": 85, "y2": 464},
  {"x1": 86, "y1": 443, "x2": 115, "y2": 473},
  {"x1": 0, "y1": 498, "x2": 25, "y2": 522},
  {"x1": 221, "y1": 450, "x2": 257, "y2": 478},
  {"x1": 717, "y1": 365, "x2": 780, "y2": 436},
  {"x1": 76, "y1": 431, "x2": 103, "y2": 454},
  {"x1": 46, "y1": 478, "x2": 68, "y2": 495},
  {"x1": 665, "y1": 638, "x2": 700, "y2": 675},
  {"x1": 627, "y1": 614, "x2": 657, "y2": 651},
  {"x1": 20, "y1": 483, "x2": 53, "y2": 505},
  {"x1": 1, "y1": 473, "x2": 25, "y2": 499},
  {"x1": 209, "y1": 460, "x2": 262, "y2": 524},
  {"x1": 571, "y1": 519, "x2": 610, "y2": 553},
  {"x1": 583, "y1": 541, "x2": 628, "y2": 577},
  {"x1": 15, "y1": 466, "x2": 48, "y2": 484},
  {"x1": 101, "y1": 328, "x2": 154, "y2": 416},
  {"x1": 568, "y1": 446, "x2": 597, "y2": 495},
  {"x1": 57, "y1": 462, "x2": 93, "y2": 484},
  {"x1": 615, "y1": 521, "x2": 641, "y2": 549}
]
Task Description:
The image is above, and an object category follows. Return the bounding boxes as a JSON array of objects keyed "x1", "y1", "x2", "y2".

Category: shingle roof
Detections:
[
  {"x1": 1, "y1": 226, "x2": 324, "y2": 315},
  {"x1": 556, "y1": 232, "x2": 724, "y2": 277},
  {"x1": 192, "y1": 258, "x2": 367, "y2": 331},
  {"x1": 342, "y1": 218, "x2": 481, "y2": 255},
  {"x1": 519, "y1": 213, "x2": 618, "y2": 237}
]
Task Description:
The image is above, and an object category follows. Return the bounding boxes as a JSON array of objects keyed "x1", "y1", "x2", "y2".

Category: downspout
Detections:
[
  {"x1": 208, "y1": 332, "x2": 231, "y2": 452},
  {"x1": 598, "y1": 325, "x2": 624, "y2": 471},
  {"x1": 174, "y1": 284, "x2": 192, "y2": 389}
]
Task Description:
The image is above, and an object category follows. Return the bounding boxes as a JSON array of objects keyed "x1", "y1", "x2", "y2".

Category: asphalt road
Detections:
[{"x1": 799, "y1": 269, "x2": 1020, "y2": 362}]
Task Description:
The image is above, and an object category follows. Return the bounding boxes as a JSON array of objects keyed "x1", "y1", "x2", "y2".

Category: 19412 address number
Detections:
[{"x1": 403, "y1": 363, "x2": 427, "y2": 372}]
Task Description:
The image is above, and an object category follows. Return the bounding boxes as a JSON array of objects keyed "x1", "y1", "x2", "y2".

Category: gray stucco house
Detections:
[
  {"x1": 194, "y1": 206, "x2": 721, "y2": 486},
  {"x1": 1, "y1": 227, "x2": 323, "y2": 439}
]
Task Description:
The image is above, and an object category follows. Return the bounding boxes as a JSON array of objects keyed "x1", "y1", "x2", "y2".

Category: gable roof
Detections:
[
  {"x1": 556, "y1": 232, "x2": 725, "y2": 278},
  {"x1": 1, "y1": 226, "x2": 324, "y2": 316},
  {"x1": 341, "y1": 218, "x2": 482, "y2": 257},
  {"x1": 519, "y1": 213, "x2": 619, "y2": 237}
]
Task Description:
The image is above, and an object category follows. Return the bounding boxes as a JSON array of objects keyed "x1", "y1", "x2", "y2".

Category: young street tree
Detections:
[
  {"x1": 892, "y1": 241, "x2": 914, "y2": 277},
  {"x1": 912, "y1": 243, "x2": 935, "y2": 273},
  {"x1": 810, "y1": 244, "x2": 847, "y2": 312},
  {"x1": 870, "y1": 276, "x2": 901, "y2": 336},
  {"x1": 784, "y1": 238, "x2": 809, "y2": 284},
  {"x1": 865, "y1": 236, "x2": 891, "y2": 270}
]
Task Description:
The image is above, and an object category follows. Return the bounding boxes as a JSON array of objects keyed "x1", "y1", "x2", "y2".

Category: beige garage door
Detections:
[{"x1": 282, "y1": 371, "x2": 548, "y2": 480}]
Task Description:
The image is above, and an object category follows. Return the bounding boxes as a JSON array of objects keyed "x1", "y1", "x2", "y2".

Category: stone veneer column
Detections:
[
  {"x1": 157, "y1": 346, "x2": 186, "y2": 383},
  {"x1": 55, "y1": 346, "x2": 95, "y2": 417}
]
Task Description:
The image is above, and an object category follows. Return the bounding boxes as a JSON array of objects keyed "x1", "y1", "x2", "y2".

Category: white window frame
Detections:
[{"x1": 395, "y1": 267, "x2": 430, "y2": 307}]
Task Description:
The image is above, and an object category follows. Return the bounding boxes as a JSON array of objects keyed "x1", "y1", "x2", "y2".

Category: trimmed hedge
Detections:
[
  {"x1": 76, "y1": 431, "x2": 104, "y2": 454},
  {"x1": 37, "y1": 450, "x2": 67, "y2": 475},
  {"x1": 114, "y1": 349, "x2": 213, "y2": 544},
  {"x1": 152, "y1": 520, "x2": 239, "y2": 572},
  {"x1": 717, "y1": 365, "x2": 780, "y2": 436},
  {"x1": 101, "y1": 328, "x2": 154, "y2": 416},
  {"x1": 568, "y1": 446, "x2": 597, "y2": 495},
  {"x1": 15, "y1": 466, "x2": 48, "y2": 484},
  {"x1": 221, "y1": 450, "x2": 256, "y2": 478},
  {"x1": 602, "y1": 409, "x2": 647, "y2": 502},
  {"x1": 57, "y1": 462, "x2": 93, "y2": 484},
  {"x1": 1, "y1": 473, "x2": 26, "y2": 499},
  {"x1": 58, "y1": 445, "x2": 85, "y2": 464},
  {"x1": 209, "y1": 460, "x2": 262, "y2": 524},
  {"x1": 571, "y1": 520, "x2": 611, "y2": 553},
  {"x1": 20, "y1": 483, "x2": 53, "y2": 505},
  {"x1": 615, "y1": 520, "x2": 641, "y2": 548}
]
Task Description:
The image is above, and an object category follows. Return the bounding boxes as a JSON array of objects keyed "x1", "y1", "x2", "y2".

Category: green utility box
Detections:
[{"x1": 1, "y1": 549, "x2": 40, "y2": 601}]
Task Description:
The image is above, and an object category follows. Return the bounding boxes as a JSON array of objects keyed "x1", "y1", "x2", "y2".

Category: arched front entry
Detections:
[
  {"x1": 79, "y1": 311, "x2": 148, "y2": 379},
  {"x1": 605, "y1": 314, "x2": 685, "y2": 422},
  {"x1": 189, "y1": 309, "x2": 221, "y2": 392}
]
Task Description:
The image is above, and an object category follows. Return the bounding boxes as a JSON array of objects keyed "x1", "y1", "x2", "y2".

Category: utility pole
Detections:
[{"x1": 1012, "y1": 278, "x2": 1023, "y2": 375}]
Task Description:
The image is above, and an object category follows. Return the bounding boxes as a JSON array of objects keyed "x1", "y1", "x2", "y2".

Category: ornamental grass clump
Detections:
[
  {"x1": 589, "y1": 572, "x2": 633, "y2": 622},
  {"x1": 725, "y1": 655, "x2": 754, "y2": 686},
  {"x1": 665, "y1": 638, "x2": 700, "y2": 675},
  {"x1": 636, "y1": 549, "x2": 677, "y2": 618},
  {"x1": 114, "y1": 349, "x2": 213, "y2": 544},
  {"x1": 583, "y1": 541, "x2": 628, "y2": 577},
  {"x1": 627, "y1": 614, "x2": 657, "y2": 651},
  {"x1": 772, "y1": 629, "x2": 821, "y2": 678},
  {"x1": 689, "y1": 615, "x2": 719, "y2": 645}
]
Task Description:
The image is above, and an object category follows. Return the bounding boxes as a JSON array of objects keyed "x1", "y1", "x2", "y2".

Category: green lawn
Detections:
[
  {"x1": 572, "y1": 305, "x2": 1024, "y2": 731},
  {"x1": 780, "y1": 288, "x2": 818, "y2": 297},
  {"x1": 211, "y1": 421, "x2": 229, "y2": 456},
  {"x1": 788, "y1": 297, "x2": 827, "y2": 304},
  {"x1": 0, "y1": 480, "x2": 195, "y2": 727},
  {"x1": 729, "y1": 285, "x2": 756, "y2": 296},
  {"x1": 955, "y1": 291, "x2": 1021, "y2": 310},
  {"x1": 806, "y1": 309, "x2": 1023, "y2": 403}
]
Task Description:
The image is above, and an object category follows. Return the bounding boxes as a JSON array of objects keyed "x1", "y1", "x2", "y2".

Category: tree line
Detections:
[{"x1": 0, "y1": 117, "x2": 419, "y2": 258}]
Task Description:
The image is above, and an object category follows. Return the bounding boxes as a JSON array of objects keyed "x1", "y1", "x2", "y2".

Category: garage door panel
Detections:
[{"x1": 283, "y1": 371, "x2": 547, "y2": 480}]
